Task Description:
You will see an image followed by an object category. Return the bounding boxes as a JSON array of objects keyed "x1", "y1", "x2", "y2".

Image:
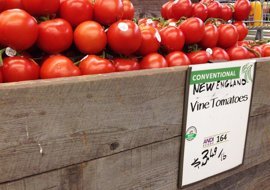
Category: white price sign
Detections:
[{"x1": 179, "y1": 60, "x2": 256, "y2": 187}]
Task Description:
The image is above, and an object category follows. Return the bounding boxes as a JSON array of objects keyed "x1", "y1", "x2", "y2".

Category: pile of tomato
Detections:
[{"x1": 0, "y1": 0, "x2": 269, "y2": 83}]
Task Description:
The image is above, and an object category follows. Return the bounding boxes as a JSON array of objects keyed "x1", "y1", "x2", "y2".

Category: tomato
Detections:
[
  {"x1": 207, "y1": 1, "x2": 221, "y2": 18},
  {"x1": 179, "y1": 17, "x2": 205, "y2": 44},
  {"x1": 161, "y1": 0, "x2": 173, "y2": 19},
  {"x1": 192, "y1": 3, "x2": 208, "y2": 21},
  {"x1": 0, "y1": 9, "x2": 38, "y2": 51},
  {"x1": 187, "y1": 50, "x2": 210, "y2": 64},
  {"x1": 234, "y1": 0, "x2": 251, "y2": 21},
  {"x1": 138, "y1": 18, "x2": 161, "y2": 29},
  {"x1": 137, "y1": 25, "x2": 160, "y2": 56},
  {"x1": 107, "y1": 20, "x2": 142, "y2": 56},
  {"x1": 60, "y1": 0, "x2": 93, "y2": 27},
  {"x1": 237, "y1": 40, "x2": 252, "y2": 47},
  {"x1": 233, "y1": 21, "x2": 248, "y2": 41},
  {"x1": 122, "y1": 0, "x2": 134, "y2": 20},
  {"x1": 0, "y1": 67, "x2": 3, "y2": 83},
  {"x1": 79, "y1": 55, "x2": 115, "y2": 75},
  {"x1": 261, "y1": 44, "x2": 270, "y2": 57},
  {"x1": 159, "y1": 26, "x2": 185, "y2": 52},
  {"x1": 37, "y1": 18, "x2": 73, "y2": 54},
  {"x1": 166, "y1": 51, "x2": 190, "y2": 66},
  {"x1": 220, "y1": 4, "x2": 233, "y2": 21},
  {"x1": 94, "y1": 0, "x2": 123, "y2": 26},
  {"x1": 218, "y1": 24, "x2": 239, "y2": 48},
  {"x1": 74, "y1": 21, "x2": 106, "y2": 54},
  {"x1": 210, "y1": 47, "x2": 230, "y2": 61},
  {"x1": 113, "y1": 58, "x2": 140, "y2": 72},
  {"x1": 41, "y1": 55, "x2": 81, "y2": 79},
  {"x1": 140, "y1": 53, "x2": 168, "y2": 69},
  {"x1": 171, "y1": 0, "x2": 192, "y2": 19},
  {"x1": 2, "y1": 56, "x2": 40, "y2": 82},
  {"x1": 22, "y1": 0, "x2": 60, "y2": 16},
  {"x1": 226, "y1": 46, "x2": 249, "y2": 60},
  {"x1": 0, "y1": 0, "x2": 4, "y2": 12},
  {"x1": 200, "y1": 23, "x2": 218, "y2": 48},
  {"x1": 2, "y1": 0, "x2": 23, "y2": 10}
]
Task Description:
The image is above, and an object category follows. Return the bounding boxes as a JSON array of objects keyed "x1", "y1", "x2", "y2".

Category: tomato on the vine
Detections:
[
  {"x1": 161, "y1": 0, "x2": 173, "y2": 19},
  {"x1": 159, "y1": 26, "x2": 185, "y2": 52},
  {"x1": 200, "y1": 23, "x2": 218, "y2": 48},
  {"x1": 218, "y1": 24, "x2": 239, "y2": 48},
  {"x1": 233, "y1": 0, "x2": 251, "y2": 21},
  {"x1": 41, "y1": 55, "x2": 81, "y2": 79},
  {"x1": 1, "y1": 0, "x2": 23, "y2": 10},
  {"x1": 210, "y1": 47, "x2": 230, "y2": 61},
  {"x1": 261, "y1": 44, "x2": 270, "y2": 57},
  {"x1": 37, "y1": 18, "x2": 73, "y2": 54},
  {"x1": 113, "y1": 58, "x2": 140, "y2": 72},
  {"x1": 74, "y1": 21, "x2": 107, "y2": 54},
  {"x1": 192, "y1": 3, "x2": 208, "y2": 21},
  {"x1": 226, "y1": 46, "x2": 249, "y2": 60},
  {"x1": 22, "y1": 0, "x2": 60, "y2": 16},
  {"x1": 187, "y1": 50, "x2": 210, "y2": 64},
  {"x1": 94, "y1": 0, "x2": 123, "y2": 26},
  {"x1": 0, "y1": 67, "x2": 3, "y2": 83},
  {"x1": 0, "y1": 9, "x2": 38, "y2": 51},
  {"x1": 122, "y1": 0, "x2": 134, "y2": 20},
  {"x1": 79, "y1": 55, "x2": 116, "y2": 75},
  {"x1": 207, "y1": 1, "x2": 221, "y2": 18},
  {"x1": 107, "y1": 20, "x2": 142, "y2": 56},
  {"x1": 60, "y1": 0, "x2": 93, "y2": 27},
  {"x1": 2, "y1": 56, "x2": 40, "y2": 82},
  {"x1": 138, "y1": 18, "x2": 161, "y2": 30},
  {"x1": 166, "y1": 51, "x2": 190, "y2": 66},
  {"x1": 171, "y1": 0, "x2": 193, "y2": 19},
  {"x1": 140, "y1": 53, "x2": 168, "y2": 69},
  {"x1": 220, "y1": 4, "x2": 233, "y2": 21},
  {"x1": 233, "y1": 21, "x2": 248, "y2": 41}
]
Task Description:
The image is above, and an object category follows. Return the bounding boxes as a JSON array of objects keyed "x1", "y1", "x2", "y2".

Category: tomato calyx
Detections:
[
  {"x1": 205, "y1": 18, "x2": 226, "y2": 26},
  {"x1": 243, "y1": 45, "x2": 261, "y2": 58},
  {"x1": 227, "y1": 3, "x2": 235, "y2": 13},
  {"x1": 0, "y1": 48, "x2": 6, "y2": 66},
  {"x1": 186, "y1": 44, "x2": 201, "y2": 53}
]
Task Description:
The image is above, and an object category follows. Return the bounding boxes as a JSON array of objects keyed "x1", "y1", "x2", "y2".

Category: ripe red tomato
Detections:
[
  {"x1": 122, "y1": 0, "x2": 134, "y2": 20},
  {"x1": 60, "y1": 0, "x2": 93, "y2": 27},
  {"x1": 138, "y1": 25, "x2": 160, "y2": 56},
  {"x1": 218, "y1": 24, "x2": 239, "y2": 48},
  {"x1": 171, "y1": 0, "x2": 193, "y2": 19},
  {"x1": 234, "y1": 0, "x2": 251, "y2": 21},
  {"x1": 37, "y1": 18, "x2": 73, "y2": 54},
  {"x1": 159, "y1": 26, "x2": 185, "y2": 52},
  {"x1": 188, "y1": 50, "x2": 210, "y2": 64},
  {"x1": 140, "y1": 53, "x2": 168, "y2": 69},
  {"x1": 94, "y1": 0, "x2": 123, "y2": 26},
  {"x1": 207, "y1": 1, "x2": 221, "y2": 18},
  {"x1": 0, "y1": 9, "x2": 38, "y2": 51},
  {"x1": 1, "y1": 0, "x2": 23, "y2": 10},
  {"x1": 79, "y1": 55, "x2": 115, "y2": 75},
  {"x1": 41, "y1": 55, "x2": 81, "y2": 79},
  {"x1": 166, "y1": 51, "x2": 190, "y2": 66},
  {"x1": 161, "y1": 1, "x2": 173, "y2": 19},
  {"x1": 233, "y1": 21, "x2": 248, "y2": 41},
  {"x1": 22, "y1": 0, "x2": 60, "y2": 16},
  {"x1": 107, "y1": 20, "x2": 142, "y2": 56},
  {"x1": 200, "y1": 23, "x2": 218, "y2": 48},
  {"x1": 0, "y1": 0, "x2": 4, "y2": 12},
  {"x1": 113, "y1": 58, "x2": 140, "y2": 72},
  {"x1": 210, "y1": 47, "x2": 230, "y2": 61},
  {"x1": 220, "y1": 4, "x2": 233, "y2": 21},
  {"x1": 261, "y1": 44, "x2": 270, "y2": 57},
  {"x1": 138, "y1": 18, "x2": 161, "y2": 30},
  {"x1": 0, "y1": 67, "x2": 3, "y2": 83},
  {"x1": 179, "y1": 17, "x2": 205, "y2": 44},
  {"x1": 226, "y1": 46, "x2": 249, "y2": 60},
  {"x1": 74, "y1": 21, "x2": 107, "y2": 54},
  {"x1": 237, "y1": 40, "x2": 252, "y2": 47},
  {"x1": 192, "y1": 3, "x2": 208, "y2": 21},
  {"x1": 2, "y1": 56, "x2": 40, "y2": 82}
]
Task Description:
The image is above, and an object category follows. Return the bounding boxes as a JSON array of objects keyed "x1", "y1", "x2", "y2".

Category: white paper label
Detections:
[
  {"x1": 206, "y1": 48, "x2": 213, "y2": 55},
  {"x1": 146, "y1": 19, "x2": 153, "y2": 25},
  {"x1": 168, "y1": 22, "x2": 177, "y2": 27},
  {"x1": 155, "y1": 31, "x2": 161, "y2": 42},
  {"x1": 118, "y1": 22, "x2": 129, "y2": 32},
  {"x1": 180, "y1": 60, "x2": 256, "y2": 187},
  {"x1": 5, "y1": 47, "x2": 17, "y2": 57}
]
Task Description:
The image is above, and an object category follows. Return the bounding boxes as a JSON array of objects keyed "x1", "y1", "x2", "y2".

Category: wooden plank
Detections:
[{"x1": 132, "y1": 0, "x2": 167, "y2": 18}]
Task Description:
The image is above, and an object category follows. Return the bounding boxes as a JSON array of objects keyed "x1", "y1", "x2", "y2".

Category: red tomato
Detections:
[
  {"x1": 138, "y1": 18, "x2": 161, "y2": 30},
  {"x1": 2, "y1": 56, "x2": 40, "y2": 82},
  {"x1": 188, "y1": 50, "x2": 210, "y2": 64},
  {"x1": 233, "y1": 21, "x2": 248, "y2": 41},
  {"x1": 237, "y1": 40, "x2": 252, "y2": 47},
  {"x1": 140, "y1": 53, "x2": 168, "y2": 69},
  {"x1": 37, "y1": 18, "x2": 73, "y2": 54},
  {"x1": 200, "y1": 23, "x2": 218, "y2": 48},
  {"x1": 0, "y1": 9, "x2": 38, "y2": 51},
  {"x1": 226, "y1": 46, "x2": 249, "y2": 60},
  {"x1": 261, "y1": 44, "x2": 270, "y2": 57},
  {"x1": 192, "y1": 3, "x2": 208, "y2": 21},
  {"x1": 210, "y1": 47, "x2": 230, "y2": 61},
  {"x1": 218, "y1": 24, "x2": 239, "y2": 48},
  {"x1": 0, "y1": 0, "x2": 4, "y2": 12},
  {"x1": 161, "y1": 0, "x2": 173, "y2": 19},
  {"x1": 160, "y1": 26, "x2": 185, "y2": 52},
  {"x1": 166, "y1": 51, "x2": 190, "y2": 66},
  {"x1": 137, "y1": 25, "x2": 160, "y2": 56},
  {"x1": 107, "y1": 20, "x2": 142, "y2": 56},
  {"x1": 60, "y1": 0, "x2": 93, "y2": 27},
  {"x1": 220, "y1": 4, "x2": 233, "y2": 21},
  {"x1": 122, "y1": 0, "x2": 134, "y2": 20},
  {"x1": 0, "y1": 67, "x2": 3, "y2": 83},
  {"x1": 79, "y1": 55, "x2": 115, "y2": 75},
  {"x1": 94, "y1": 0, "x2": 123, "y2": 26},
  {"x1": 171, "y1": 0, "x2": 193, "y2": 19},
  {"x1": 41, "y1": 55, "x2": 81, "y2": 79},
  {"x1": 22, "y1": 0, "x2": 60, "y2": 16},
  {"x1": 234, "y1": 0, "x2": 251, "y2": 21},
  {"x1": 74, "y1": 21, "x2": 107, "y2": 54},
  {"x1": 2, "y1": 0, "x2": 23, "y2": 10},
  {"x1": 113, "y1": 58, "x2": 140, "y2": 72},
  {"x1": 207, "y1": 1, "x2": 221, "y2": 18},
  {"x1": 179, "y1": 17, "x2": 205, "y2": 44},
  {"x1": 246, "y1": 46, "x2": 261, "y2": 58}
]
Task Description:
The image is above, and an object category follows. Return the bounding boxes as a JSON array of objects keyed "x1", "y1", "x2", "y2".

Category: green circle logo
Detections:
[{"x1": 185, "y1": 126, "x2": 197, "y2": 141}]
